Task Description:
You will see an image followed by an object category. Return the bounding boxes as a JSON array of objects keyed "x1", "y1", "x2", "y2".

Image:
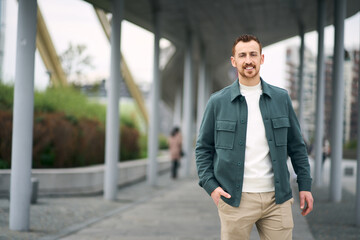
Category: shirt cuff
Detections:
[
  {"x1": 298, "y1": 179, "x2": 312, "y2": 192},
  {"x1": 203, "y1": 178, "x2": 220, "y2": 196}
]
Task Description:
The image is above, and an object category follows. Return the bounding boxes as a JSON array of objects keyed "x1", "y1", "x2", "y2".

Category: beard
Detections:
[{"x1": 239, "y1": 64, "x2": 260, "y2": 79}]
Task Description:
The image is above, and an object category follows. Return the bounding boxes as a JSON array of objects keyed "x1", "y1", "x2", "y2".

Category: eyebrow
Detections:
[{"x1": 238, "y1": 51, "x2": 259, "y2": 55}]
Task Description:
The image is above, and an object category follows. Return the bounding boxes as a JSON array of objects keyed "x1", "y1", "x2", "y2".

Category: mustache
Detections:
[{"x1": 243, "y1": 64, "x2": 255, "y2": 68}]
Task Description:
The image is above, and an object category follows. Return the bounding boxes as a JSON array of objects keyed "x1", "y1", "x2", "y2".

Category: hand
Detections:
[
  {"x1": 299, "y1": 191, "x2": 314, "y2": 216},
  {"x1": 211, "y1": 187, "x2": 231, "y2": 206}
]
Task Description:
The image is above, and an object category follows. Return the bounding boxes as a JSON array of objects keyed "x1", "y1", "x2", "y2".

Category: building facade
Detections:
[{"x1": 286, "y1": 46, "x2": 359, "y2": 145}]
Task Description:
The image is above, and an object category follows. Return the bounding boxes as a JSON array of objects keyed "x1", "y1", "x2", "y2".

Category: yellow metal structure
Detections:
[
  {"x1": 94, "y1": 8, "x2": 149, "y2": 125},
  {"x1": 36, "y1": 6, "x2": 67, "y2": 87}
]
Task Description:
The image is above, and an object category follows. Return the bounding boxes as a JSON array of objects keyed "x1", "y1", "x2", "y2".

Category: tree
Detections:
[{"x1": 59, "y1": 42, "x2": 94, "y2": 84}]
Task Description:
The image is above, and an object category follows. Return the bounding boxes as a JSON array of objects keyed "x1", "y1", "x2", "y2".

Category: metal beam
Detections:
[
  {"x1": 94, "y1": 7, "x2": 149, "y2": 125},
  {"x1": 314, "y1": 0, "x2": 326, "y2": 187},
  {"x1": 330, "y1": 0, "x2": 346, "y2": 203},
  {"x1": 9, "y1": 0, "x2": 37, "y2": 231},
  {"x1": 36, "y1": 6, "x2": 67, "y2": 86}
]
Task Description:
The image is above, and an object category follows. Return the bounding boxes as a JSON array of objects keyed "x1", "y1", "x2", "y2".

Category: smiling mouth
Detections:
[{"x1": 244, "y1": 66, "x2": 255, "y2": 70}]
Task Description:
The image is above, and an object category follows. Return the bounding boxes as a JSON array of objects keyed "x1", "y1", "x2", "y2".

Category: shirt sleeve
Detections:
[
  {"x1": 195, "y1": 98, "x2": 220, "y2": 196},
  {"x1": 286, "y1": 94, "x2": 312, "y2": 192}
]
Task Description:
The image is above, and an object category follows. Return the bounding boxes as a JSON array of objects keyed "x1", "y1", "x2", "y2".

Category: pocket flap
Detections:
[
  {"x1": 216, "y1": 121, "x2": 236, "y2": 132},
  {"x1": 272, "y1": 117, "x2": 290, "y2": 128}
]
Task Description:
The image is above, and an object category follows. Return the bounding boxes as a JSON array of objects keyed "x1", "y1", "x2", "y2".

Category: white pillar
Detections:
[
  {"x1": 104, "y1": 0, "x2": 123, "y2": 201},
  {"x1": 356, "y1": 48, "x2": 360, "y2": 226},
  {"x1": 196, "y1": 43, "x2": 206, "y2": 134},
  {"x1": 205, "y1": 69, "x2": 212, "y2": 101},
  {"x1": 314, "y1": 0, "x2": 326, "y2": 187},
  {"x1": 330, "y1": 0, "x2": 346, "y2": 203},
  {"x1": 9, "y1": 0, "x2": 37, "y2": 231},
  {"x1": 182, "y1": 29, "x2": 194, "y2": 177},
  {"x1": 0, "y1": 0, "x2": 6, "y2": 78},
  {"x1": 297, "y1": 25, "x2": 305, "y2": 132},
  {"x1": 147, "y1": 8, "x2": 160, "y2": 186},
  {"x1": 173, "y1": 88, "x2": 182, "y2": 127}
]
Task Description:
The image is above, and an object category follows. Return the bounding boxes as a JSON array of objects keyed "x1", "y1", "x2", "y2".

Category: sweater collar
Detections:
[{"x1": 230, "y1": 78, "x2": 272, "y2": 102}]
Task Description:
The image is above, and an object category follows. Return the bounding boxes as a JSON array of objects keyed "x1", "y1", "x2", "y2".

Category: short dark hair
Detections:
[
  {"x1": 170, "y1": 126, "x2": 180, "y2": 137},
  {"x1": 232, "y1": 34, "x2": 262, "y2": 56}
]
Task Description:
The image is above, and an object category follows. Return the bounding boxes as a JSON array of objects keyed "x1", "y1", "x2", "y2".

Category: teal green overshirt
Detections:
[{"x1": 196, "y1": 79, "x2": 312, "y2": 207}]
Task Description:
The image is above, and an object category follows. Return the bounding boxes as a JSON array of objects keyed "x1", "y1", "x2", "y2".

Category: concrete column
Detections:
[
  {"x1": 104, "y1": 0, "x2": 123, "y2": 201},
  {"x1": 173, "y1": 88, "x2": 182, "y2": 127},
  {"x1": 196, "y1": 43, "x2": 206, "y2": 135},
  {"x1": 205, "y1": 69, "x2": 212, "y2": 101},
  {"x1": 182, "y1": 29, "x2": 194, "y2": 177},
  {"x1": 330, "y1": 0, "x2": 346, "y2": 203},
  {"x1": 147, "y1": 8, "x2": 160, "y2": 186},
  {"x1": 297, "y1": 25, "x2": 305, "y2": 131},
  {"x1": 0, "y1": 0, "x2": 6, "y2": 78},
  {"x1": 9, "y1": 0, "x2": 37, "y2": 231},
  {"x1": 314, "y1": 0, "x2": 326, "y2": 187},
  {"x1": 355, "y1": 43, "x2": 360, "y2": 226}
]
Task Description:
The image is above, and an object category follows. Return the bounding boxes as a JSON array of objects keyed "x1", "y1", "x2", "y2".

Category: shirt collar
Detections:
[{"x1": 230, "y1": 77, "x2": 272, "y2": 102}]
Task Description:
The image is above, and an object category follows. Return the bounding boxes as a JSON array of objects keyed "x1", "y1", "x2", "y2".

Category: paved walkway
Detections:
[
  {"x1": 47, "y1": 174, "x2": 313, "y2": 240},
  {"x1": 3, "y1": 157, "x2": 360, "y2": 239},
  {"x1": 0, "y1": 170, "x2": 314, "y2": 240}
]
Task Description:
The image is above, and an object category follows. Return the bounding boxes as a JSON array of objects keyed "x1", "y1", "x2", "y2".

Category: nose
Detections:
[{"x1": 245, "y1": 55, "x2": 252, "y2": 64}]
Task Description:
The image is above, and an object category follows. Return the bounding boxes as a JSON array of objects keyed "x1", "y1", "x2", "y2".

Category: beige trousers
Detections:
[{"x1": 218, "y1": 192, "x2": 294, "y2": 240}]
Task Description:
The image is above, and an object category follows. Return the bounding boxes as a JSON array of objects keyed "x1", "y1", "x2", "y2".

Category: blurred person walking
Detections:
[
  {"x1": 196, "y1": 34, "x2": 313, "y2": 240},
  {"x1": 168, "y1": 127, "x2": 182, "y2": 179}
]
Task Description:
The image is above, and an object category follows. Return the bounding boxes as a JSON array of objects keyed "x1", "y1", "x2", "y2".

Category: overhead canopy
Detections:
[{"x1": 83, "y1": 0, "x2": 360, "y2": 106}]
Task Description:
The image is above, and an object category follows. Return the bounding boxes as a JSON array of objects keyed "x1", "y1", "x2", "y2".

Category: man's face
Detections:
[{"x1": 230, "y1": 40, "x2": 264, "y2": 81}]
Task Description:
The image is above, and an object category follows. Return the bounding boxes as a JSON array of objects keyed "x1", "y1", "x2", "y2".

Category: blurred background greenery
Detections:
[{"x1": 0, "y1": 82, "x2": 168, "y2": 169}]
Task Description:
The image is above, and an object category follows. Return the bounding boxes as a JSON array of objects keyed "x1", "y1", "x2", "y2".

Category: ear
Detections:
[
  {"x1": 230, "y1": 56, "x2": 236, "y2": 67},
  {"x1": 260, "y1": 54, "x2": 264, "y2": 65}
]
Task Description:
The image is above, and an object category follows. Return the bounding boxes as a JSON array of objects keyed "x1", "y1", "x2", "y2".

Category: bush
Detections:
[
  {"x1": 0, "y1": 82, "x2": 14, "y2": 110},
  {"x1": 34, "y1": 87, "x2": 107, "y2": 123},
  {"x1": 344, "y1": 140, "x2": 357, "y2": 150},
  {"x1": 0, "y1": 83, "x2": 145, "y2": 168},
  {"x1": 0, "y1": 111, "x2": 12, "y2": 167},
  {"x1": 159, "y1": 134, "x2": 169, "y2": 150}
]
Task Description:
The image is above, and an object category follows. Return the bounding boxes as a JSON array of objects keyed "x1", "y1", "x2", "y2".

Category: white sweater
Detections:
[{"x1": 240, "y1": 82, "x2": 275, "y2": 192}]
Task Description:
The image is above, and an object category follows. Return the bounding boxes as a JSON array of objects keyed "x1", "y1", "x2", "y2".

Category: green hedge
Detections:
[{"x1": 0, "y1": 82, "x2": 146, "y2": 169}]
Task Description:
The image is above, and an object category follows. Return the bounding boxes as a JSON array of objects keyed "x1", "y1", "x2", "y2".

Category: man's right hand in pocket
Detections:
[{"x1": 211, "y1": 187, "x2": 231, "y2": 206}]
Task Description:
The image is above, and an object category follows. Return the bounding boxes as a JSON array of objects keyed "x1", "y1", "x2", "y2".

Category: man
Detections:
[{"x1": 196, "y1": 34, "x2": 313, "y2": 240}]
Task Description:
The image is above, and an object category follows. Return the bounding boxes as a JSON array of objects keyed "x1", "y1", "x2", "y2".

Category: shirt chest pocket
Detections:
[
  {"x1": 215, "y1": 120, "x2": 236, "y2": 149},
  {"x1": 272, "y1": 117, "x2": 290, "y2": 146}
]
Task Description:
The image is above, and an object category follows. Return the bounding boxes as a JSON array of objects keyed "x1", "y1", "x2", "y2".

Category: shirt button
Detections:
[
  {"x1": 237, "y1": 162, "x2": 241, "y2": 166},
  {"x1": 241, "y1": 119, "x2": 245, "y2": 124},
  {"x1": 236, "y1": 184, "x2": 240, "y2": 188}
]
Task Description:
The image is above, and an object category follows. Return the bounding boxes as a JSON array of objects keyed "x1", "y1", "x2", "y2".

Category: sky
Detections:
[{"x1": 2, "y1": 0, "x2": 360, "y2": 90}]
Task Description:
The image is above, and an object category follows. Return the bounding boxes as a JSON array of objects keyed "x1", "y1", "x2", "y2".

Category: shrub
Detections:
[
  {"x1": 159, "y1": 134, "x2": 169, "y2": 150},
  {"x1": 0, "y1": 83, "x2": 145, "y2": 168},
  {"x1": 0, "y1": 111, "x2": 12, "y2": 167},
  {"x1": 0, "y1": 82, "x2": 13, "y2": 110},
  {"x1": 34, "y1": 87, "x2": 107, "y2": 123}
]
